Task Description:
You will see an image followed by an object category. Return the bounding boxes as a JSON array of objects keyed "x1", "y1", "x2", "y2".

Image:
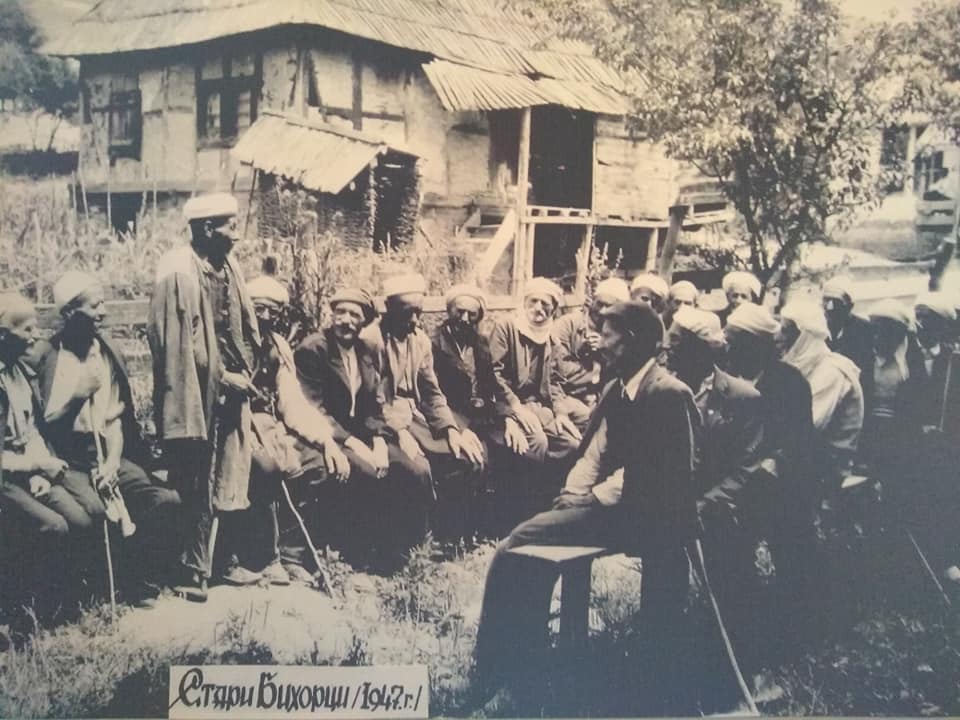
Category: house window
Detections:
[
  {"x1": 108, "y1": 74, "x2": 141, "y2": 159},
  {"x1": 197, "y1": 52, "x2": 261, "y2": 147},
  {"x1": 914, "y1": 150, "x2": 947, "y2": 197}
]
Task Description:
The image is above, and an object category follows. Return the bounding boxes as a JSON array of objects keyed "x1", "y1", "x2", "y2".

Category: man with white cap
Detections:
[
  {"x1": 363, "y1": 273, "x2": 485, "y2": 552},
  {"x1": 821, "y1": 275, "x2": 873, "y2": 380},
  {"x1": 721, "y1": 271, "x2": 762, "y2": 316},
  {"x1": 780, "y1": 299, "x2": 864, "y2": 492},
  {"x1": 551, "y1": 277, "x2": 630, "y2": 417},
  {"x1": 630, "y1": 272, "x2": 669, "y2": 316},
  {"x1": 0, "y1": 292, "x2": 105, "y2": 611},
  {"x1": 33, "y1": 272, "x2": 181, "y2": 604},
  {"x1": 147, "y1": 192, "x2": 260, "y2": 601},
  {"x1": 488, "y1": 277, "x2": 581, "y2": 522},
  {"x1": 298, "y1": 287, "x2": 432, "y2": 567},
  {"x1": 665, "y1": 279, "x2": 699, "y2": 329}
]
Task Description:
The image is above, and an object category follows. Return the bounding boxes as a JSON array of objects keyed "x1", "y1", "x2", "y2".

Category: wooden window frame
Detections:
[
  {"x1": 196, "y1": 52, "x2": 262, "y2": 149},
  {"x1": 107, "y1": 88, "x2": 142, "y2": 160}
]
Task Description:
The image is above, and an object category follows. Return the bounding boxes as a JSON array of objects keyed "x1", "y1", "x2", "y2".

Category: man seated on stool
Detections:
[{"x1": 474, "y1": 301, "x2": 699, "y2": 715}]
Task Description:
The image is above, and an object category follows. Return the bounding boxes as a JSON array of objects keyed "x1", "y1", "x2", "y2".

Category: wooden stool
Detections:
[{"x1": 507, "y1": 544, "x2": 608, "y2": 648}]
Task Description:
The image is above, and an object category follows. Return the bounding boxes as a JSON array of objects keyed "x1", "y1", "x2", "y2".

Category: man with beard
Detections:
[
  {"x1": 474, "y1": 301, "x2": 698, "y2": 715},
  {"x1": 0, "y1": 293, "x2": 104, "y2": 612},
  {"x1": 551, "y1": 278, "x2": 630, "y2": 417},
  {"x1": 721, "y1": 271, "x2": 762, "y2": 319},
  {"x1": 488, "y1": 277, "x2": 581, "y2": 521},
  {"x1": 33, "y1": 272, "x2": 181, "y2": 604},
  {"x1": 821, "y1": 275, "x2": 873, "y2": 380},
  {"x1": 296, "y1": 287, "x2": 433, "y2": 566},
  {"x1": 147, "y1": 193, "x2": 261, "y2": 602},
  {"x1": 237, "y1": 275, "x2": 350, "y2": 585},
  {"x1": 665, "y1": 280, "x2": 699, "y2": 329},
  {"x1": 629, "y1": 272, "x2": 669, "y2": 317}
]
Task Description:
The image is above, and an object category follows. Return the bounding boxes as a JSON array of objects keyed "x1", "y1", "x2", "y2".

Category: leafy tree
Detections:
[
  {"x1": 903, "y1": 1, "x2": 960, "y2": 134},
  {"x1": 532, "y1": 0, "x2": 909, "y2": 285},
  {"x1": 0, "y1": 0, "x2": 78, "y2": 146}
]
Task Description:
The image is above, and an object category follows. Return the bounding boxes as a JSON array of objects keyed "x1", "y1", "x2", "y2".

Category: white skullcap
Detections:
[
  {"x1": 445, "y1": 284, "x2": 488, "y2": 318},
  {"x1": 672, "y1": 306, "x2": 724, "y2": 347},
  {"x1": 183, "y1": 192, "x2": 238, "y2": 222},
  {"x1": 383, "y1": 273, "x2": 427, "y2": 299},
  {"x1": 868, "y1": 299, "x2": 913, "y2": 328},
  {"x1": 914, "y1": 292, "x2": 957, "y2": 322},
  {"x1": 822, "y1": 275, "x2": 855, "y2": 304},
  {"x1": 781, "y1": 299, "x2": 829, "y2": 339},
  {"x1": 722, "y1": 271, "x2": 762, "y2": 299},
  {"x1": 524, "y1": 277, "x2": 563, "y2": 308},
  {"x1": 726, "y1": 302, "x2": 780, "y2": 337},
  {"x1": 53, "y1": 270, "x2": 99, "y2": 311},
  {"x1": 246, "y1": 275, "x2": 290, "y2": 305},
  {"x1": 670, "y1": 280, "x2": 698, "y2": 304},
  {"x1": 630, "y1": 272, "x2": 669, "y2": 299},
  {"x1": 593, "y1": 278, "x2": 630, "y2": 303}
]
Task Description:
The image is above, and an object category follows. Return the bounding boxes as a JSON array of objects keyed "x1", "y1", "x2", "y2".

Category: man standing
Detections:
[
  {"x1": 474, "y1": 301, "x2": 698, "y2": 714},
  {"x1": 33, "y1": 272, "x2": 181, "y2": 603},
  {"x1": 821, "y1": 275, "x2": 873, "y2": 380},
  {"x1": 721, "y1": 271, "x2": 762, "y2": 313},
  {"x1": 296, "y1": 287, "x2": 431, "y2": 566},
  {"x1": 147, "y1": 193, "x2": 260, "y2": 602},
  {"x1": 551, "y1": 278, "x2": 630, "y2": 417},
  {"x1": 665, "y1": 280, "x2": 699, "y2": 329}
]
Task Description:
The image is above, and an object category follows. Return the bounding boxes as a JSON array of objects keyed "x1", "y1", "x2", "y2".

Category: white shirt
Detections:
[
  {"x1": 563, "y1": 358, "x2": 657, "y2": 505},
  {"x1": 340, "y1": 343, "x2": 361, "y2": 417}
]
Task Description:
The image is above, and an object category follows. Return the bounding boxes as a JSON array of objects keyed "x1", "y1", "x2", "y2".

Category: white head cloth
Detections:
[
  {"x1": 722, "y1": 271, "x2": 762, "y2": 299},
  {"x1": 630, "y1": 272, "x2": 669, "y2": 299},
  {"x1": 183, "y1": 192, "x2": 238, "y2": 221},
  {"x1": 593, "y1": 278, "x2": 630, "y2": 303},
  {"x1": 726, "y1": 302, "x2": 780, "y2": 337},
  {"x1": 53, "y1": 270, "x2": 99, "y2": 311},
  {"x1": 383, "y1": 273, "x2": 427, "y2": 299},
  {"x1": 246, "y1": 275, "x2": 290, "y2": 305}
]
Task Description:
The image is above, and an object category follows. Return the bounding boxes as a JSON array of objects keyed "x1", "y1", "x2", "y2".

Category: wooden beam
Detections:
[
  {"x1": 658, "y1": 204, "x2": 688, "y2": 283},
  {"x1": 351, "y1": 52, "x2": 363, "y2": 131},
  {"x1": 513, "y1": 107, "x2": 532, "y2": 295}
]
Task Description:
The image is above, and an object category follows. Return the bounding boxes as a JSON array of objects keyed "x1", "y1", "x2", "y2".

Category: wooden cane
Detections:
[
  {"x1": 692, "y1": 536, "x2": 760, "y2": 716},
  {"x1": 87, "y1": 405, "x2": 117, "y2": 621},
  {"x1": 280, "y1": 479, "x2": 333, "y2": 596},
  {"x1": 907, "y1": 529, "x2": 952, "y2": 609}
]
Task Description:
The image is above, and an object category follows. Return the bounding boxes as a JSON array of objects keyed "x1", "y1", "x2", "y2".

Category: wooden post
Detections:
[
  {"x1": 244, "y1": 169, "x2": 258, "y2": 240},
  {"x1": 558, "y1": 559, "x2": 592, "y2": 650},
  {"x1": 658, "y1": 204, "x2": 688, "y2": 283},
  {"x1": 513, "y1": 107, "x2": 532, "y2": 295},
  {"x1": 33, "y1": 211, "x2": 43, "y2": 303},
  {"x1": 574, "y1": 225, "x2": 592, "y2": 298}
]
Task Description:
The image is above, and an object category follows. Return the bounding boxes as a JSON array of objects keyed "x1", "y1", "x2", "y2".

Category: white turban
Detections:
[
  {"x1": 246, "y1": 275, "x2": 290, "y2": 306},
  {"x1": 869, "y1": 299, "x2": 913, "y2": 329},
  {"x1": 822, "y1": 275, "x2": 855, "y2": 305},
  {"x1": 183, "y1": 192, "x2": 238, "y2": 222},
  {"x1": 53, "y1": 270, "x2": 100, "y2": 311},
  {"x1": 0, "y1": 292, "x2": 35, "y2": 331},
  {"x1": 445, "y1": 284, "x2": 488, "y2": 318},
  {"x1": 726, "y1": 302, "x2": 780, "y2": 337},
  {"x1": 630, "y1": 272, "x2": 669, "y2": 300},
  {"x1": 383, "y1": 273, "x2": 427, "y2": 299},
  {"x1": 523, "y1": 277, "x2": 563, "y2": 308},
  {"x1": 670, "y1": 280, "x2": 699, "y2": 305},
  {"x1": 593, "y1": 278, "x2": 630, "y2": 303},
  {"x1": 915, "y1": 292, "x2": 957, "y2": 322},
  {"x1": 781, "y1": 299, "x2": 829, "y2": 339},
  {"x1": 722, "y1": 271, "x2": 762, "y2": 299},
  {"x1": 671, "y1": 306, "x2": 724, "y2": 348}
]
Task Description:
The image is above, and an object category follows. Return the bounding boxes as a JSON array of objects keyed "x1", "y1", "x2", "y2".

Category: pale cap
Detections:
[
  {"x1": 722, "y1": 271, "x2": 762, "y2": 299},
  {"x1": 593, "y1": 278, "x2": 630, "y2": 303},
  {"x1": 726, "y1": 302, "x2": 780, "y2": 337},
  {"x1": 53, "y1": 270, "x2": 100, "y2": 311},
  {"x1": 246, "y1": 275, "x2": 290, "y2": 306},
  {"x1": 383, "y1": 273, "x2": 427, "y2": 299},
  {"x1": 183, "y1": 192, "x2": 239, "y2": 222},
  {"x1": 630, "y1": 272, "x2": 669, "y2": 300}
]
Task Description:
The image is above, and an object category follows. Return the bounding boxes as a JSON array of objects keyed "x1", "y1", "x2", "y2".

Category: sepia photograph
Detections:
[{"x1": 0, "y1": 0, "x2": 959, "y2": 717}]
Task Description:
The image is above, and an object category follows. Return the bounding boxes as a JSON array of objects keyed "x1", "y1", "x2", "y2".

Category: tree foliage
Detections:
[
  {"x1": 0, "y1": 0, "x2": 77, "y2": 118},
  {"x1": 902, "y1": 1, "x2": 960, "y2": 136},
  {"x1": 533, "y1": 0, "x2": 909, "y2": 284}
]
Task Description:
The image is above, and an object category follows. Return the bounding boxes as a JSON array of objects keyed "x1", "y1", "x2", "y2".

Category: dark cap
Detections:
[{"x1": 600, "y1": 300, "x2": 664, "y2": 347}]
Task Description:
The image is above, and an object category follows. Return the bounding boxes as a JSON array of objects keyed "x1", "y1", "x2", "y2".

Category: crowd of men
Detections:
[{"x1": 0, "y1": 191, "x2": 958, "y2": 708}]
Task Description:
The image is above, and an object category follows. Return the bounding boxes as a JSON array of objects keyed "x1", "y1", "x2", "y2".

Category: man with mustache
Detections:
[
  {"x1": 147, "y1": 192, "x2": 261, "y2": 602},
  {"x1": 33, "y1": 271, "x2": 181, "y2": 604},
  {"x1": 296, "y1": 287, "x2": 432, "y2": 567}
]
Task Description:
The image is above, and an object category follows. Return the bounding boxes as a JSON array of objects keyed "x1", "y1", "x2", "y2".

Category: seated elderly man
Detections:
[
  {"x1": 629, "y1": 272, "x2": 669, "y2": 316},
  {"x1": 550, "y1": 278, "x2": 630, "y2": 420},
  {"x1": 296, "y1": 287, "x2": 432, "y2": 567},
  {"x1": 780, "y1": 299, "x2": 864, "y2": 494},
  {"x1": 0, "y1": 292, "x2": 105, "y2": 611},
  {"x1": 665, "y1": 280, "x2": 699, "y2": 329},
  {"x1": 32, "y1": 272, "x2": 181, "y2": 603},
  {"x1": 361, "y1": 274, "x2": 484, "y2": 548}
]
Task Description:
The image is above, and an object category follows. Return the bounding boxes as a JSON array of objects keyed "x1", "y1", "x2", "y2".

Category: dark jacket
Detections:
[
  {"x1": 581, "y1": 364, "x2": 700, "y2": 550},
  {"x1": 31, "y1": 332, "x2": 147, "y2": 466},
  {"x1": 431, "y1": 322, "x2": 503, "y2": 420},
  {"x1": 294, "y1": 328, "x2": 389, "y2": 444},
  {"x1": 828, "y1": 313, "x2": 874, "y2": 382},
  {"x1": 550, "y1": 312, "x2": 604, "y2": 401},
  {"x1": 488, "y1": 317, "x2": 565, "y2": 414}
]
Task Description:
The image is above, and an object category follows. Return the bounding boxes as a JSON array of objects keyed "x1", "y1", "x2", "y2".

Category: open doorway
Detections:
[{"x1": 528, "y1": 106, "x2": 593, "y2": 209}]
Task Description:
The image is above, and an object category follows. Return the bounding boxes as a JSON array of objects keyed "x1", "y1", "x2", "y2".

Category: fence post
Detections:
[{"x1": 33, "y1": 211, "x2": 43, "y2": 303}]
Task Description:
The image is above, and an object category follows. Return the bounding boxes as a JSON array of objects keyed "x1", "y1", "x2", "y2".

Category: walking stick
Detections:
[
  {"x1": 87, "y1": 405, "x2": 117, "y2": 621},
  {"x1": 279, "y1": 478, "x2": 333, "y2": 596},
  {"x1": 907, "y1": 529, "x2": 952, "y2": 609},
  {"x1": 692, "y1": 536, "x2": 760, "y2": 716}
]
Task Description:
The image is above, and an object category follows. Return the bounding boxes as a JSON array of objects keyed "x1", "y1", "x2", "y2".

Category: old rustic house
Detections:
[{"x1": 46, "y1": 0, "x2": 727, "y2": 292}]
